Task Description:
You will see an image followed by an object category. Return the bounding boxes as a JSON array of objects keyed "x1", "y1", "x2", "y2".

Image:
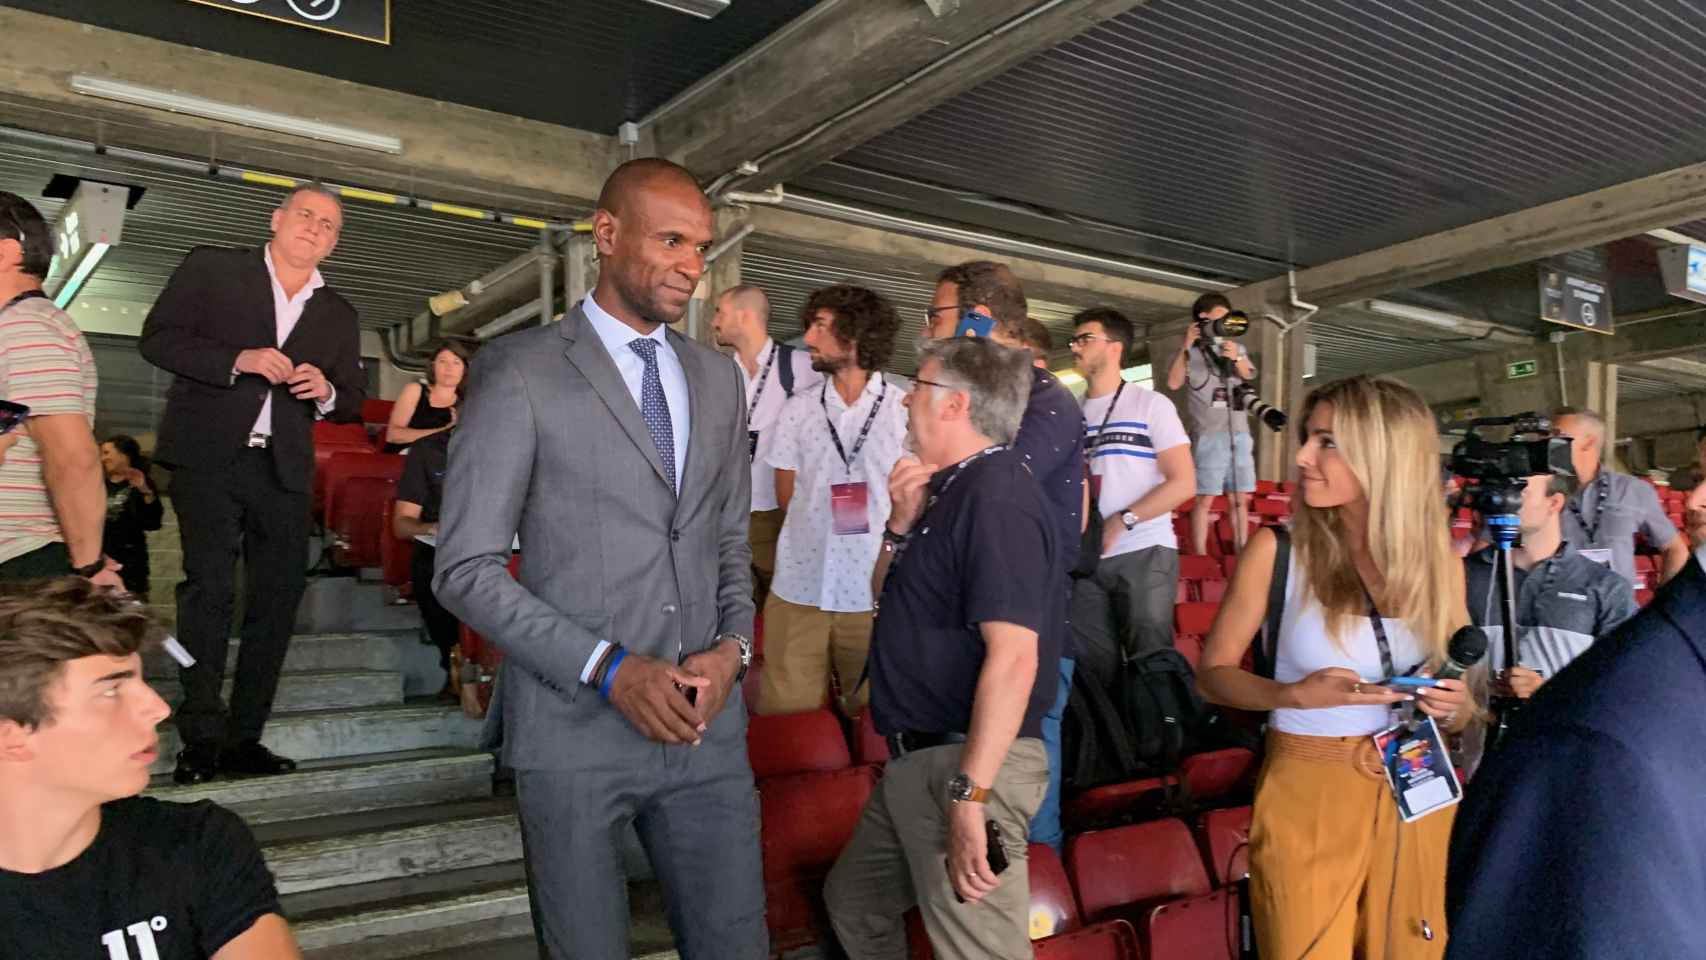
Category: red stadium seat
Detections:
[
  {"x1": 761, "y1": 764, "x2": 880, "y2": 952},
  {"x1": 1637, "y1": 589, "x2": 1655, "y2": 607},
  {"x1": 1068, "y1": 819, "x2": 1212, "y2": 923},
  {"x1": 1252, "y1": 497, "x2": 1289, "y2": 522},
  {"x1": 1179, "y1": 555, "x2": 1223, "y2": 582},
  {"x1": 321, "y1": 451, "x2": 405, "y2": 543},
  {"x1": 1197, "y1": 806, "x2": 1252, "y2": 887},
  {"x1": 1028, "y1": 843, "x2": 1082, "y2": 939},
  {"x1": 361, "y1": 397, "x2": 395, "y2": 427},
  {"x1": 1173, "y1": 634, "x2": 1203, "y2": 669},
  {"x1": 312, "y1": 421, "x2": 378, "y2": 518},
  {"x1": 378, "y1": 498, "x2": 414, "y2": 600},
  {"x1": 1175, "y1": 580, "x2": 1194, "y2": 604},
  {"x1": 1064, "y1": 776, "x2": 1173, "y2": 832},
  {"x1": 1219, "y1": 556, "x2": 1238, "y2": 579},
  {"x1": 1634, "y1": 555, "x2": 1657, "y2": 574},
  {"x1": 746, "y1": 709, "x2": 852, "y2": 781},
  {"x1": 1179, "y1": 748, "x2": 1257, "y2": 804},
  {"x1": 1196, "y1": 579, "x2": 1228, "y2": 603},
  {"x1": 331, "y1": 475, "x2": 399, "y2": 568},
  {"x1": 1146, "y1": 889, "x2": 1238, "y2": 960},
  {"x1": 1175, "y1": 602, "x2": 1219, "y2": 639},
  {"x1": 849, "y1": 709, "x2": 891, "y2": 767},
  {"x1": 1033, "y1": 920, "x2": 1142, "y2": 959}
]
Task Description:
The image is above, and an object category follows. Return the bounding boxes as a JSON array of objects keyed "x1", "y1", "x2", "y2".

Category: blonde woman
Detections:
[{"x1": 1197, "y1": 375, "x2": 1473, "y2": 959}]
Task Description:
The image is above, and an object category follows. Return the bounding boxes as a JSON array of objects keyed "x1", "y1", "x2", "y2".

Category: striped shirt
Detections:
[
  {"x1": 1081, "y1": 383, "x2": 1190, "y2": 556},
  {"x1": 0, "y1": 294, "x2": 99, "y2": 564}
]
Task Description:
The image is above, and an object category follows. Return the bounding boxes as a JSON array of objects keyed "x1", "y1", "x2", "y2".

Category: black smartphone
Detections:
[
  {"x1": 0, "y1": 400, "x2": 29, "y2": 435},
  {"x1": 949, "y1": 820, "x2": 1009, "y2": 903}
]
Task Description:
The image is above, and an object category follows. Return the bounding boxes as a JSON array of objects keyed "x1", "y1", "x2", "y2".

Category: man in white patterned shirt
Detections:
[{"x1": 762, "y1": 284, "x2": 908, "y2": 716}]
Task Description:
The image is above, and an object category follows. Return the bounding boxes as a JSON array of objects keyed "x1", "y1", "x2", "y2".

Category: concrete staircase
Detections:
[{"x1": 143, "y1": 621, "x2": 678, "y2": 958}]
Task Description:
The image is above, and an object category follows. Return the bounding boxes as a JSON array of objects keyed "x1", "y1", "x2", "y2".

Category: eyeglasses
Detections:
[
  {"x1": 1067, "y1": 333, "x2": 1115, "y2": 347},
  {"x1": 922, "y1": 305, "x2": 958, "y2": 325},
  {"x1": 286, "y1": 205, "x2": 341, "y2": 236},
  {"x1": 910, "y1": 376, "x2": 963, "y2": 392}
]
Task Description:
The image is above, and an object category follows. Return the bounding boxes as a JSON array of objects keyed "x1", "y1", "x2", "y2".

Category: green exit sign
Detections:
[{"x1": 1507, "y1": 359, "x2": 1539, "y2": 380}]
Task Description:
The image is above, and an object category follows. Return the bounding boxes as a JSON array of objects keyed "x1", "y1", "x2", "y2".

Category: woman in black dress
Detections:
[
  {"x1": 382, "y1": 339, "x2": 470, "y2": 453},
  {"x1": 99, "y1": 434, "x2": 163, "y2": 600}
]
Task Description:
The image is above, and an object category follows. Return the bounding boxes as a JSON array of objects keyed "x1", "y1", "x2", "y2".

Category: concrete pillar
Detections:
[
  {"x1": 687, "y1": 209, "x2": 747, "y2": 346},
  {"x1": 563, "y1": 232, "x2": 598, "y2": 308}
]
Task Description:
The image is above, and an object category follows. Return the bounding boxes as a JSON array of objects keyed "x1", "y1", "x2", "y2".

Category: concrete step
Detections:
[
  {"x1": 298, "y1": 575, "x2": 427, "y2": 634},
  {"x1": 151, "y1": 669, "x2": 403, "y2": 714},
  {"x1": 146, "y1": 748, "x2": 494, "y2": 825},
  {"x1": 150, "y1": 703, "x2": 483, "y2": 775},
  {"x1": 143, "y1": 632, "x2": 406, "y2": 680},
  {"x1": 291, "y1": 867, "x2": 678, "y2": 960},
  {"x1": 262, "y1": 798, "x2": 521, "y2": 895}
]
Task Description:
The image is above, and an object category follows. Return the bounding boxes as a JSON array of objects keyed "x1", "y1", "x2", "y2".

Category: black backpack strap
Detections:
[
  {"x1": 1255, "y1": 527, "x2": 1291, "y2": 680},
  {"x1": 776, "y1": 343, "x2": 796, "y2": 397}
]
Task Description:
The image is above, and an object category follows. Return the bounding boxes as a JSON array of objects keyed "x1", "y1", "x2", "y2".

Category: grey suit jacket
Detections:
[{"x1": 433, "y1": 305, "x2": 754, "y2": 770}]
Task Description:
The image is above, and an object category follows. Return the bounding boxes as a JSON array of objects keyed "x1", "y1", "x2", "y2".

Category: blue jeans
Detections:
[{"x1": 1028, "y1": 656, "x2": 1076, "y2": 851}]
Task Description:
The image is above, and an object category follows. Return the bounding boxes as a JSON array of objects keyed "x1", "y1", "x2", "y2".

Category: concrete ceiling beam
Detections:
[{"x1": 648, "y1": 0, "x2": 1148, "y2": 191}]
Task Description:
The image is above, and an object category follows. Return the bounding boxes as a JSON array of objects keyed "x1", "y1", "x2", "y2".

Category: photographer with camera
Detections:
[
  {"x1": 1464, "y1": 471, "x2": 1636, "y2": 707},
  {"x1": 1167, "y1": 293, "x2": 1259, "y2": 555}
]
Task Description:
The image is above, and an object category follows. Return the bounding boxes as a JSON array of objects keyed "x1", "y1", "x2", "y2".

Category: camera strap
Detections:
[{"x1": 1087, "y1": 381, "x2": 1127, "y2": 456}]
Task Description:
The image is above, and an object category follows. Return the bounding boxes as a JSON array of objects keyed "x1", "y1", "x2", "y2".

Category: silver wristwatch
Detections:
[
  {"x1": 1121, "y1": 510, "x2": 1139, "y2": 530},
  {"x1": 718, "y1": 632, "x2": 754, "y2": 682}
]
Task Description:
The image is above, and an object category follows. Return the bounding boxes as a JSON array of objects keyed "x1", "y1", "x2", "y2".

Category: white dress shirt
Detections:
[
  {"x1": 581, "y1": 294, "x2": 692, "y2": 492},
  {"x1": 765, "y1": 373, "x2": 909, "y2": 612},
  {"x1": 252, "y1": 244, "x2": 335, "y2": 434},
  {"x1": 576, "y1": 294, "x2": 695, "y2": 686},
  {"x1": 741, "y1": 338, "x2": 822, "y2": 513}
]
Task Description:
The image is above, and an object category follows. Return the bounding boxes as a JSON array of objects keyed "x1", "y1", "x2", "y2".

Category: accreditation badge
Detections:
[
  {"x1": 1371, "y1": 717, "x2": 1463, "y2": 823},
  {"x1": 830, "y1": 482, "x2": 871, "y2": 536}
]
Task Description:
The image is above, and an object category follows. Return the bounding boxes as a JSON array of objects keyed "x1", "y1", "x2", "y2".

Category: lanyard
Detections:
[
  {"x1": 1363, "y1": 590, "x2": 1396, "y2": 681},
  {"x1": 0, "y1": 290, "x2": 48, "y2": 316},
  {"x1": 746, "y1": 342, "x2": 779, "y2": 420},
  {"x1": 1567, "y1": 472, "x2": 1611, "y2": 545},
  {"x1": 894, "y1": 445, "x2": 1009, "y2": 568},
  {"x1": 822, "y1": 378, "x2": 887, "y2": 473},
  {"x1": 1085, "y1": 381, "x2": 1128, "y2": 463}
]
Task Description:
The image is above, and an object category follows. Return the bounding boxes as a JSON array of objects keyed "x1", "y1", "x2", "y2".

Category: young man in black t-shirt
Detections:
[{"x1": 0, "y1": 578, "x2": 296, "y2": 960}]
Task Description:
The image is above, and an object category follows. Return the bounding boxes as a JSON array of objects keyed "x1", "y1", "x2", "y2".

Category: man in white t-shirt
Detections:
[
  {"x1": 1067, "y1": 308, "x2": 1196, "y2": 681},
  {"x1": 712, "y1": 284, "x2": 821, "y2": 609},
  {"x1": 763, "y1": 285, "x2": 908, "y2": 715}
]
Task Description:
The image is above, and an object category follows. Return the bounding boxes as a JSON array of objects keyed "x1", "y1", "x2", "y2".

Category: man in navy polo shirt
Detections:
[{"x1": 825, "y1": 336, "x2": 1062, "y2": 960}]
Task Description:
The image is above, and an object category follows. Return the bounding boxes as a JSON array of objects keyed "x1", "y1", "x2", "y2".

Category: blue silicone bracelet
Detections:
[{"x1": 599, "y1": 648, "x2": 628, "y2": 701}]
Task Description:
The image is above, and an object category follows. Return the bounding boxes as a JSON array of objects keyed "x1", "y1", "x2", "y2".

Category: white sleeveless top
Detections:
[{"x1": 1270, "y1": 553, "x2": 1429, "y2": 737}]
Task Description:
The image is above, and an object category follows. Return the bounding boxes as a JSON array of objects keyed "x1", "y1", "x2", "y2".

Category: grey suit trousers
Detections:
[{"x1": 514, "y1": 731, "x2": 767, "y2": 960}]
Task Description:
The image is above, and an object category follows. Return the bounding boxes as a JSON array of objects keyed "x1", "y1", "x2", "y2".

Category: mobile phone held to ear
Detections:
[
  {"x1": 953, "y1": 310, "x2": 996, "y2": 338},
  {"x1": 0, "y1": 400, "x2": 29, "y2": 435}
]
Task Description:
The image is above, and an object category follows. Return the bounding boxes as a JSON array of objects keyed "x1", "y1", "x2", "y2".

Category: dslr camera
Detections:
[{"x1": 1193, "y1": 309, "x2": 1287, "y2": 432}]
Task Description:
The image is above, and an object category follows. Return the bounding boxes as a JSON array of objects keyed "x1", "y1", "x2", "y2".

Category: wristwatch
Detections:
[
  {"x1": 718, "y1": 632, "x2": 754, "y2": 682},
  {"x1": 1120, "y1": 510, "x2": 1139, "y2": 530},
  {"x1": 946, "y1": 772, "x2": 991, "y2": 804},
  {"x1": 72, "y1": 557, "x2": 106, "y2": 578}
]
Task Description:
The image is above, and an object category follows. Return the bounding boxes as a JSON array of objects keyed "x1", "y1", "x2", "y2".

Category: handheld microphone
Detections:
[{"x1": 1438, "y1": 626, "x2": 1488, "y2": 681}]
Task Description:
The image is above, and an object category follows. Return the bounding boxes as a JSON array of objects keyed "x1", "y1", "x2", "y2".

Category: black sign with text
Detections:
[
  {"x1": 184, "y1": 0, "x2": 390, "y2": 44},
  {"x1": 1538, "y1": 249, "x2": 1614, "y2": 335}
]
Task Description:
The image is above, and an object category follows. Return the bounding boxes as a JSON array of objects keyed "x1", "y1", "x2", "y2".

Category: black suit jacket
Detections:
[
  {"x1": 140, "y1": 246, "x2": 365, "y2": 492},
  {"x1": 1446, "y1": 553, "x2": 1706, "y2": 959}
]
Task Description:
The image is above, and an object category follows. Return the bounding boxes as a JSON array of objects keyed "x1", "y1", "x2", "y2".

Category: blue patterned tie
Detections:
[{"x1": 628, "y1": 338, "x2": 677, "y2": 491}]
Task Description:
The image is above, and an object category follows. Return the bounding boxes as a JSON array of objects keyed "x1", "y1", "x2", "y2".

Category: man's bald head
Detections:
[
  {"x1": 711, "y1": 284, "x2": 771, "y2": 351},
  {"x1": 722, "y1": 284, "x2": 769, "y2": 318},
  {"x1": 597, "y1": 158, "x2": 707, "y2": 219}
]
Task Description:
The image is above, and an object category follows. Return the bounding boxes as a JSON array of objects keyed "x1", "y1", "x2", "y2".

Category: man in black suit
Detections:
[
  {"x1": 1446, "y1": 480, "x2": 1706, "y2": 959},
  {"x1": 140, "y1": 183, "x2": 365, "y2": 784}
]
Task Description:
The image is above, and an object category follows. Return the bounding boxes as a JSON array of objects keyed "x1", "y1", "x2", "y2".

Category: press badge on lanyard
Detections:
[
  {"x1": 1364, "y1": 594, "x2": 1461, "y2": 822},
  {"x1": 823, "y1": 380, "x2": 886, "y2": 536},
  {"x1": 1571, "y1": 474, "x2": 1614, "y2": 568}
]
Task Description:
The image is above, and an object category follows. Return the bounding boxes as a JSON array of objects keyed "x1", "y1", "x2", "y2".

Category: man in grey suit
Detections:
[{"x1": 434, "y1": 159, "x2": 764, "y2": 959}]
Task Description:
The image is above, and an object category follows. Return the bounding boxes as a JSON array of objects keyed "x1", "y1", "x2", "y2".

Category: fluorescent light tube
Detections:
[
  {"x1": 640, "y1": 0, "x2": 731, "y2": 18},
  {"x1": 53, "y1": 242, "x2": 109, "y2": 309},
  {"x1": 70, "y1": 75, "x2": 402, "y2": 154},
  {"x1": 1364, "y1": 299, "x2": 1466, "y2": 331}
]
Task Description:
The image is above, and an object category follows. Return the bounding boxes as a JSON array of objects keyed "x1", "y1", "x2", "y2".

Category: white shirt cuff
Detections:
[
  {"x1": 315, "y1": 383, "x2": 337, "y2": 417},
  {"x1": 580, "y1": 640, "x2": 613, "y2": 686}
]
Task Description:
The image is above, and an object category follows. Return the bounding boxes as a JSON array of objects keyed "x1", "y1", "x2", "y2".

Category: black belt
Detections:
[{"x1": 885, "y1": 730, "x2": 966, "y2": 758}]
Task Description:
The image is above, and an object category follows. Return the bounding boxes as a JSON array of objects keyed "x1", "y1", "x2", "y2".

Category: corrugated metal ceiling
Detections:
[
  {"x1": 817, "y1": 0, "x2": 1706, "y2": 272},
  {"x1": 1307, "y1": 304, "x2": 1511, "y2": 383},
  {"x1": 7, "y1": 0, "x2": 823, "y2": 135},
  {"x1": 0, "y1": 139, "x2": 549, "y2": 331}
]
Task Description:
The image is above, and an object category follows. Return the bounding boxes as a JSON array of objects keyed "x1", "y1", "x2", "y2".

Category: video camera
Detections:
[
  {"x1": 1447, "y1": 413, "x2": 1574, "y2": 523},
  {"x1": 1193, "y1": 309, "x2": 1286, "y2": 432}
]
